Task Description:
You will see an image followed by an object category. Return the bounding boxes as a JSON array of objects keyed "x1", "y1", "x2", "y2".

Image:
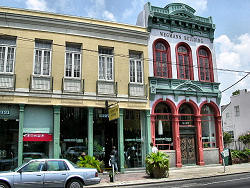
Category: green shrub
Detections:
[
  {"x1": 231, "y1": 149, "x2": 250, "y2": 163},
  {"x1": 145, "y1": 151, "x2": 169, "y2": 178},
  {"x1": 223, "y1": 132, "x2": 233, "y2": 145},
  {"x1": 77, "y1": 155, "x2": 104, "y2": 173},
  {"x1": 238, "y1": 134, "x2": 250, "y2": 145}
]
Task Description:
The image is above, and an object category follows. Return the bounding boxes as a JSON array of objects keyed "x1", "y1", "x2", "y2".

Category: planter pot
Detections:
[{"x1": 151, "y1": 167, "x2": 169, "y2": 178}]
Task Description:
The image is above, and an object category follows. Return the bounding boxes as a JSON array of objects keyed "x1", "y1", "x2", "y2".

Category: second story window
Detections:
[
  {"x1": 129, "y1": 51, "x2": 143, "y2": 84},
  {"x1": 198, "y1": 47, "x2": 214, "y2": 82},
  {"x1": 65, "y1": 43, "x2": 81, "y2": 78},
  {"x1": 34, "y1": 40, "x2": 52, "y2": 76},
  {"x1": 153, "y1": 40, "x2": 172, "y2": 78},
  {"x1": 234, "y1": 105, "x2": 240, "y2": 117},
  {"x1": 0, "y1": 37, "x2": 16, "y2": 74},
  {"x1": 98, "y1": 47, "x2": 113, "y2": 81},
  {"x1": 176, "y1": 44, "x2": 193, "y2": 80}
]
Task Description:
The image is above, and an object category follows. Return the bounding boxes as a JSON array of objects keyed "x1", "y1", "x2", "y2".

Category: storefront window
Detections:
[
  {"x1": 0, "y1": 119, "x2": 19, "y2": 171},
  {"x1": 60, "y1": 107, "x2": 88, "y2": 163},
  {"x1": 201, "y1": 104, "x2": 216, "y2": 148},
  {"x1": 154, "y1": 102, "x2": 173, "y2": 150},
  {"x1": 124, "y1": 110, "x2": 143, "y2": 168},
  {"x1": 179, "y1": 103, "x2": 194, "y2": 126},
  {"x1": 23, "y1": 142, "x2": 49, "y2": 163}
]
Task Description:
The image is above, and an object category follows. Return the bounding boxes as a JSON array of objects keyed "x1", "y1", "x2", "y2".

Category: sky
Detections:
[{"x1": 0, "y1": 0, "x2": 250, "y2": 105}]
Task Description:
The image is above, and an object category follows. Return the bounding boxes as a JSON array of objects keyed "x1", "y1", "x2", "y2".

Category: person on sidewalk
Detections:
[
  {"x1": 150, "y1": 142, "x2": 158, "y2": 153},
  {"x1": 110, "y1": 146, "x2": 118, "y2": 172}
]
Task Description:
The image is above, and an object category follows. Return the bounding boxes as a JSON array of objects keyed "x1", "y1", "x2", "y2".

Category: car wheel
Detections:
[
  {"x1": 66, "y1": 179, "x2": 83, "y2": 188},
  {"x1": 0, "y1": 182, "x2": 9, "y2": 188}
]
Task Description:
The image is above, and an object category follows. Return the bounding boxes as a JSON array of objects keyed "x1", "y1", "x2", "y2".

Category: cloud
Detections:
[
  {"x1": 122, "y1": 0, "x2": 145, "y2": 20},
  {"x1": 25, "y1": 0, "x2": 50, "y2": 11},
  {"x1": 84, "y1": 0, "x2": 116, "y2": 22},
  {"x1": 215, "y1": 33, "x2": 250, "y2": 104},
  {"x1": 103, "y1": 10, "x2": 116, "y2": 22}
]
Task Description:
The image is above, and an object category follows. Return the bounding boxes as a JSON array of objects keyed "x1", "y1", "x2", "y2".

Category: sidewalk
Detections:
[{"x1": 88, "y1": 163, "x2": 250, "y2": 187}]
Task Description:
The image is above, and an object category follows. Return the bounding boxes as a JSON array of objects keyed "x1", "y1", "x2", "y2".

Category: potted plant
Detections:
[
  {"x1": 145, "y1": 151, "x2": 169, "y2": 178},
  {"x1": 77, "y1": 155, "x2": 104, "y2": 173}
]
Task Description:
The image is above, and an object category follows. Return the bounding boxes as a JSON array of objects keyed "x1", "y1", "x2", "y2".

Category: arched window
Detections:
[
  {"x1": 154, "y1": 102, "x2": 173, "y2": 150},
  {"x1": 153, "y1": 40, "x2": 172, "y2": 78},
  {"x1": 178, "y1": 103, "x2": 194, "y2": 126},
  {"x1": 176, "y1": 43, "x2": 193, "y2": 80},
  {"x1": 197, "y1": 47, "x2": 214, "y2": 82},
  {"x1": 201, "y1": 104, "x2": 216, "y2": 148}
]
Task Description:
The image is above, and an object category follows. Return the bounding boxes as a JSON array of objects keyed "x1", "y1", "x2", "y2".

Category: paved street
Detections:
[{"x1": 125, "y1": 173, "x2": 250, "y2": 188}]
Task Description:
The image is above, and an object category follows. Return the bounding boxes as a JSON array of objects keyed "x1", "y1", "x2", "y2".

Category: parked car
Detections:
[{"x1": 0, "y1": 158, "x2": 101, "y2": 188}]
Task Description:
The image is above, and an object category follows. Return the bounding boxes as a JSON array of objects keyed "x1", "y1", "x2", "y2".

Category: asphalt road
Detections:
[{"x1": 124, "y1": 173, "x2": 250, "y2": 188}]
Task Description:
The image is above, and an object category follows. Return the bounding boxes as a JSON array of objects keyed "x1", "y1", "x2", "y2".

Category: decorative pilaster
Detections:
[
  {"x1": 145, "y1": 110, "x2": 151, "y2": 154},
  {"x1": 195, "y1": 115, "x2": 205, "y2": 165},
  {"x1": 88, "y1": 107, "x2": 94, "y2": 157},
  {"x1": 150, "y1": 114, "x2": 156, "y2": 145},
  {"x1": 18, "y1": 104, "x2": 25, "y2": 166},
  {"x1": 118, "y1": 109, "x2": 124, "y2": 172},
  {"x1": 172, "y1": 114, "x2": 182, "y2": 167},
  {"x1": 215, "y1": 116, "x2": 223, "y2": 164},
  {"x1": 53, "y1": 106, "x2": 61, "y2": 158}
]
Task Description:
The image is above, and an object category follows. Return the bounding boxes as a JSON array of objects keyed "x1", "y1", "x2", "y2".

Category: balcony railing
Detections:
[
  {"x1": 128, "y1": 83, "x2": 147, "y2": 98},
  {"x1": 62, "y1": 78, "x2": 84, "y2": 93},
  {"x1": 0, "y1": 73, "x2": 15, "y2": 90},
  {"x1": 30, "y1": 75, "x2": 53, "y2": 92},
  {"x1": 96, "y1": 80, "x2": 117, "y2": 95}
]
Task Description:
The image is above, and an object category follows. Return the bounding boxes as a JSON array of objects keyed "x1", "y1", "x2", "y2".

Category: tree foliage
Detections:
[
  {"x1": 223, "y1": 132, "x2": 233, "y2": 145},
  {"x1": 238, "y1": 133, "x2": 250, "y2": 144}
]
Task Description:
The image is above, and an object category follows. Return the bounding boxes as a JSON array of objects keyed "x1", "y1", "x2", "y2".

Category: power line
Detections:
[{"x1": 221, "y1": 73, "x2": 250, "y2": 93}]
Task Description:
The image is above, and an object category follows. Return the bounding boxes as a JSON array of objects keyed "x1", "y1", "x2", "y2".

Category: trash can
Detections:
[{"x1": 221, "y1": 148, "x2": 230, "y2": 166}]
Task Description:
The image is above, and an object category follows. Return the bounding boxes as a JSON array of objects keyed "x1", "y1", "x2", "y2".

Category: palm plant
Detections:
[
  {"x1": 145, "y1": 151, "x2": 169, "y2": 178},
  {"x1": 77, "y1": 155, "x2": 104, "y2": 173}
]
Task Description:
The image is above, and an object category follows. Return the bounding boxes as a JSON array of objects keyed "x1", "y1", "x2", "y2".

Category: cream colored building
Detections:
[{"x1": 0, "y1": 7, "x2": 150, "y2": 172}]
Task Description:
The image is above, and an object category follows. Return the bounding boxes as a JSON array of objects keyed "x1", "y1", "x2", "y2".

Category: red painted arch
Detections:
[
  {"x1": 199, "y1": 100, "x2": 220, "y2": 116},
  {"x1": 177, "y1": 99, "x2": 199, "y2": 115},
  {"x1": 152, "y1": 38, "x2": 172, "y2": 78},
  {"x1": 151, "y1": 98, "x2": 177, "y2": 115},
  {"x1": 196, "y1": 45, "x2": 214, "y2": 82}
]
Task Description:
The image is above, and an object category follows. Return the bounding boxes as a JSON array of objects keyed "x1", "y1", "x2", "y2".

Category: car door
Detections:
[
  {"x1": 43, "y1": 160, "x2": 69, "y2": 188},
  {"x1": 13, "y1": 160, "x2": 45, "y2": 188}
]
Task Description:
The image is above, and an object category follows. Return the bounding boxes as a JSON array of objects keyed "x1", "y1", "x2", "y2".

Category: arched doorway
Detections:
[{"x1": 178, "y1": 103, "x2": 197, "y2": 165}]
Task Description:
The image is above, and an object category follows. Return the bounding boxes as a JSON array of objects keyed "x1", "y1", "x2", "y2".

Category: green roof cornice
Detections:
[{"x1": 146, "y1": 2, "x2": 215, "y2": 42}]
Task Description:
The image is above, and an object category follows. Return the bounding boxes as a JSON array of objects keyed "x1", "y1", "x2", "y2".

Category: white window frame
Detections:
[
  {"x1": 33, "y1": 41, "x2": 52, "y2": 76},
  {"x1": 64, "y1": 46, "x2": 81, "y2": 79},
  {"x1": 129, "y1": 57, "x2": 143, "y2": 84},
  {"x1": 0, "y1": 41, "x2": 16, "y2": 74},
  {"x1": 98, "y1": 52, "x2": 114, "y2": 81}
]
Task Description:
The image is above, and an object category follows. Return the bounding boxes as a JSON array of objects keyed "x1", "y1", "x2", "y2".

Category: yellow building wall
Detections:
[{"x1": 0, "y1": 19, "x2": 149, "y2": 109}]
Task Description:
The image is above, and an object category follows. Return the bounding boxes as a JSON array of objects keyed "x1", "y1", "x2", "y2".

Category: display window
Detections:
[
  {"x1": 60, "y1": 107, "x2": 88, "y2": 163},
  {"x1": 0, "y1": 119, "x2": 19, "y2": 171}
]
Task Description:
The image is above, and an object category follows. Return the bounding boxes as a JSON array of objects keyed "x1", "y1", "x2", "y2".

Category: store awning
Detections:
[{"x1": 23, "y1": 133, "x2": 53, "y2": 142}]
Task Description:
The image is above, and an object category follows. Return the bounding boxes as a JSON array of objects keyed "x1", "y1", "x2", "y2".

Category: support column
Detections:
[
  {"x1": 53, "y1": 106, "x2": 61, "y2": 158},
  {"x1": 172, "y1": 114, "x2": 182, "y2": 167},
  {"x1": 118, "y1": 109, "x2": 124, "y2": 172},
  {"x1": 145, "y1": 110, "x2": 151, "y2": 155},
  {"x1": 150, "y1": 114, "x2": 156, "y2": 145},
  {"x1": 88, "y1": 107, "x2": 94, "y2": 157},
  {"x1": 18, "y1": 104, "x2": 25, "y2": 166},
  {"x1": 195, "y1": 115, "x2": 205, "y2": 165},
  {"x1": 215, "y1": 116, "x2": 223, "y2": 164}
]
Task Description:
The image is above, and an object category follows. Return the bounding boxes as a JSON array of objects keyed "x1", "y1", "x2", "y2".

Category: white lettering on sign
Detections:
[
  {"x1": 159, "y1": 31, "x2": 204, "y2": 43},
  {"x1": 0, "y1": 110, "x2": 10, "y2": 115}
]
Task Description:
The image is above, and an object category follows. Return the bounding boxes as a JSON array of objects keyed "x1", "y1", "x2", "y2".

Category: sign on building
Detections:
[{"x1": 108, "y1": 104, "x2": 119, "y2": 121}]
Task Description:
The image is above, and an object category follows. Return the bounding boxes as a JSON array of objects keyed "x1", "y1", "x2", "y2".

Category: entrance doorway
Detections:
[
  {"x1": 180, "y1": 134, "x2": 196, "y2": 165},
  {"x1": 93, "y1": 108, "x2": 117, "y2": 168}
]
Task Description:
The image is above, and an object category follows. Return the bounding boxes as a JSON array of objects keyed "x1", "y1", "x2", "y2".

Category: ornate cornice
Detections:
[
  {"x1": 146, "y1": 2, "x2": 215, "y2": 41},
  {"x1": 149, "y1": 77, "x2": 221, "y2": 104}
]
